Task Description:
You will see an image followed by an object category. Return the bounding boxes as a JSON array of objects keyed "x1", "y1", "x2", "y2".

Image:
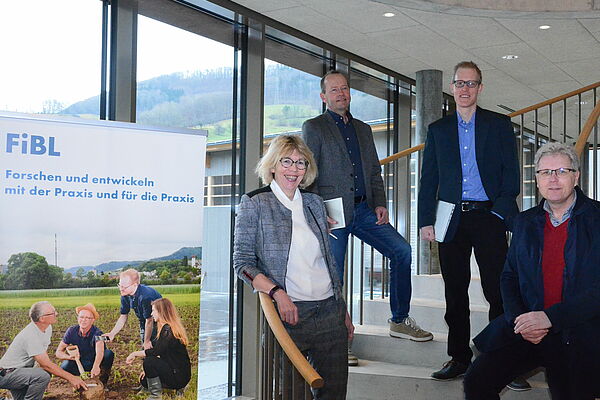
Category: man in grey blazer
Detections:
[{"x1": 302, "y1": 71, "x2": 432, "y2": 365}]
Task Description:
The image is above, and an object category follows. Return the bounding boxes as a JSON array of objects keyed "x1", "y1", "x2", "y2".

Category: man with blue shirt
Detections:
[
  {"x1": 55, "y1": 303, "x2": 114, "y2": 385},
  {"x1": 418, "y1": 61, "x2": 520, "y2": 381},
  {"x1": 303, "y1": 71, "x2": 433, "y2": 366},
  {"x1": 104, "y1": 269, "x2": 162, "y2": 350}
]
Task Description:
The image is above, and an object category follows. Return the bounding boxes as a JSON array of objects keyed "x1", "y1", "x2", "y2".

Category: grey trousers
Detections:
[
  {"x1": 283, "y1": 296, "x2": 348, "y2": 400},
  {"x1": 0, "y1": 367, "x2": 51, "y2": 400}
]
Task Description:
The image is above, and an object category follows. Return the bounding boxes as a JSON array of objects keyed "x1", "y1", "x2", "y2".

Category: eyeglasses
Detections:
[
  {"x1": 452, "y1": 80, "x2": 481, "y2": 88},
  {"x1": 42, "y1": 311, "x2": 58, "y2": 317},
  {"x1": 279, "y1": 157, "x2": 308, "y2": 170},
  {"x1": 535, "y1": 168, "x2": 577, "y2": 178},
  {"x1": 117, "y1": 282, "x2": 134, "y2": 290}
]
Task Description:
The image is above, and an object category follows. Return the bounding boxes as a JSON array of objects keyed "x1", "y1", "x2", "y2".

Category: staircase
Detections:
[{"x1": 347, "y1": 274, "x2": 551, "y2": 399}]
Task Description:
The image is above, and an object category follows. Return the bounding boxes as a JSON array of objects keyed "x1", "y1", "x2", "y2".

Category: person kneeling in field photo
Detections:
[
  {"x1": 55, "y1": 303, "x2": 114, "y2": 386},
  {"x1": 126, "y1": 298, "x2": 191, "y2": 400},
  {"x1": 0, "y1": 301, "x2": 87, "y2": 400}
]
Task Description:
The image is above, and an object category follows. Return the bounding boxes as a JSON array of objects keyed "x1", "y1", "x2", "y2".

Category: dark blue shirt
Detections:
[
  {"x1": 327, "y1": 109, "x2": 366, "y2": 198},
  {"x1": 457, "y1": 111, "x2": 488, "y2": 201},
  {"x1": 120, "y1": 284, "x2": 162, "y2": 327},
  {"x1": 62, "y1": 325, "x2": 103, "y2": 363}
]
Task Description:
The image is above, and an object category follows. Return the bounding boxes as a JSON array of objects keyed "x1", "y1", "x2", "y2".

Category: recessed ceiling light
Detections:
[
  {"x1": 539, "y1": 25, "x2": 551, "y2": 30},
  {"x1": 502, "y1": 54, "x2": 519, "y2": 60},
  {"x1": 383, "y1": 12, "x2": 395, "y2": 17}
]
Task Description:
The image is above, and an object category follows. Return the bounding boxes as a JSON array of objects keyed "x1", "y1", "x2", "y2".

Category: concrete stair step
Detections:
[
  {"x1": 411, "y1": 274, "x2": 488, "y2": 305},
  {"x1": 360, "y1": 297, "x2": 491, "y2": 337},
  {"x1": 348, "y1": 359, "x2": 551, "y2": 400},
  {"x1": 352, "y1": 324, "x2": 448, "y2": 368}
]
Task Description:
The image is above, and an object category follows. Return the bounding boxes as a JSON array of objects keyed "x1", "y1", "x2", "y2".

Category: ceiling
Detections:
[{"x1": 230, "y1": 0, "x2": 600, "y2": 115}]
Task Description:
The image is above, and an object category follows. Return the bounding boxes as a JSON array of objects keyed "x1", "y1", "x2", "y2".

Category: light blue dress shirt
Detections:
[{"x1": 457, "y1": 111, "x2": 489, "y2": 202}]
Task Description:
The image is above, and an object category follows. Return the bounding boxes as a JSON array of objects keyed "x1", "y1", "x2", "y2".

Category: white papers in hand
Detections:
[
  {"x1": 324, "y1": 197, "x2": 346, "y2": 230},
  {"x1": 434, "y1": 200, "x2": 455, "y2": 242}
]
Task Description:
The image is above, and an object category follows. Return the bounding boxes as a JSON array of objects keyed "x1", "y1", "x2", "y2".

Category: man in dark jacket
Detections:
[
  {"x1": 418, "y1": 61, "x2": 520, "y2": 381},
  {"x1": 464, "y1": 142, "x2": 600, "y2": 399}
]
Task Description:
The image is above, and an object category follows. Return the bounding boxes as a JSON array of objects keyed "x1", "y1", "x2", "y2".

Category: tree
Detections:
[
  {"x1": 159, "y1": 270, "x2": 171, "y2": 284},
  {"x1": 5, "y1": 252, "x2": 63, "y2": 289},
  {"x1": 75, "y1": 267, "x2": 86, "y2": 280}
]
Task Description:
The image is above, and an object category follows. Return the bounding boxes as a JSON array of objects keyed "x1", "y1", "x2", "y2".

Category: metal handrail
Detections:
[{"x1": 258, "y1": 292, "x2": 324, "y2": 389}]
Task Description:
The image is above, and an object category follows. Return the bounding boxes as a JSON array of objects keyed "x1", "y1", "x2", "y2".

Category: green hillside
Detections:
[{"x1": 58, "y1": 64, "x2": 387, "y2": 142}]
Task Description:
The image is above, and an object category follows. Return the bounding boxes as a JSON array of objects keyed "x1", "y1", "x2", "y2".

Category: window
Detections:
[
  {"x1": 0, "y1": 0, "x2": 102, "y2": 117},
  {"x1": 263, "y1": 62, "x2": 322, "y2": 136}
]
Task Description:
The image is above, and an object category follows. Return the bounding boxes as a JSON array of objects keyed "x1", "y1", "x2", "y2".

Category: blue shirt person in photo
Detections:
[{"x1": 104, "y1": 269, "x2": 162, "y2": 350}]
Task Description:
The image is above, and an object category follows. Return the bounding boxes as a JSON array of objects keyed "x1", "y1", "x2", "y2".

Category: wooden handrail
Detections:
[
  {"x1": 508, "y1": 81, "x2": 600, "y2": 117},
  {"x1": 574, "y1": 100, "x2": 600, "y2": 157},
  {"x1": 379, "y1": 143, "x2": 424, "y2": 165},
  {"x1": 258, "y1": 292, "x2": 324, "y2": 389}
]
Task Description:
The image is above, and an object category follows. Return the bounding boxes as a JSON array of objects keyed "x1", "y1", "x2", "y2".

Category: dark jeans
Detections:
[
  {"x1": 60, "y1": 348, "x2": 114, "y2": 375},
  {"x1": 329, "y1": 201, "x2": 412, "y2": 322},
  {"x1": 464, "y1": 334, "x2": 596, "y2": 400},
  {"x1": 283, "y1": 296, "x2": 348, "y2": 400},
  {"x1": 142, "y1": 355, "x2": 190, "y2": 390},
  {"x1": 438, "y1": 209, "x2": 506, "y2": 363}
]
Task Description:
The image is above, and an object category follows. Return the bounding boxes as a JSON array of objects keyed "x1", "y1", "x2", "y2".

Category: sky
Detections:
[{"x1": 0, "y1": 0, "x2": 234, "y2": 113}]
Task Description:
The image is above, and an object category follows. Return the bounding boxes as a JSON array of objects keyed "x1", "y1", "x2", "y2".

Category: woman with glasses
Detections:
[
  {"x1": 55, "y1": 303, "x2": 114, "y2": 386},
  {"x1": 125, "y1": 297, "x2": 191, "y2": 400},
  {"x1": 234, "y1": 134, "x2": 354, "y2": 399}
]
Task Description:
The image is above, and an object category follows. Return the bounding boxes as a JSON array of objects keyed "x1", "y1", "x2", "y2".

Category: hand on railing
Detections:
[{"x1": 272, "y1": 289, "x2": 299, "y2": 325}]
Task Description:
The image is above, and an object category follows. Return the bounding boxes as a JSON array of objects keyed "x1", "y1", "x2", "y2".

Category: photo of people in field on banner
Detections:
[{"x1": 0, "y1": 113, "x2": 206, "y2": 400}]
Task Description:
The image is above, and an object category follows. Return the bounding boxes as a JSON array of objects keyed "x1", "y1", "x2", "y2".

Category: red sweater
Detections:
[{"x1": 541, "y1": 214, "x2": 568, "y2": 309}]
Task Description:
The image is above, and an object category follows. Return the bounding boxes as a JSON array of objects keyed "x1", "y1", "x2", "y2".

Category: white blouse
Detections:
[{"x1": 270, "y1": 181, "x2": 333, "y2": 302}]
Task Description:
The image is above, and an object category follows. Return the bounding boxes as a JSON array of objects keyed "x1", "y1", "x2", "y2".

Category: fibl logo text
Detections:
[{"x1": 5, "y1": 133, "x2": 61, "y2": 156}]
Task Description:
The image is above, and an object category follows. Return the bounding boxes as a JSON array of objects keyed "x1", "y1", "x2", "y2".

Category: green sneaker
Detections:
[{"x1": 389, "y1": 317, "x2": 433, "y2": 342}]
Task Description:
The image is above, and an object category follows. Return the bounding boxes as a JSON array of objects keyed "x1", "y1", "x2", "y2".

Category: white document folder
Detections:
[
  {"x1": 324, "y1": 197, "x2": 346, "y2": 230},
  {"x1": 434, "y1": 200, "x2": 455, "y2": 242}
]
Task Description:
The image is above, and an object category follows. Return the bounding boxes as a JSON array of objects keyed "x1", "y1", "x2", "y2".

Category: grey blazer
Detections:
[
  {"x1": 302, "y1": 111, "x2": 386, "y2": 224},
  {"x1": 233, "y1": 186, "x2": 343, "y2": 300}
]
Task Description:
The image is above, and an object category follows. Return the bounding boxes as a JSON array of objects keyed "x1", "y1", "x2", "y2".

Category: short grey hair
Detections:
[
  {"x1": 534, "y1": 142, "x2": 580, "y2": 171},
  {"x1": 29, "y1": 301, "x2": 51, "y2": 322}
]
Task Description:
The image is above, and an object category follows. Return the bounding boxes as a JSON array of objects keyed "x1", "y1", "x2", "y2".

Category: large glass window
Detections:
[
  {"x1": 0, "y1": 0, "x2": 102, "y2": 117},
  {"x1": 135, "y1": 11, "x2": 237, "y2": 400},
  {"x1": 263, "y1": 61, "x2": 322, "y2": 136},
  {"x1": 136, "y1": 15, "x2": 234, "y2": 139}
]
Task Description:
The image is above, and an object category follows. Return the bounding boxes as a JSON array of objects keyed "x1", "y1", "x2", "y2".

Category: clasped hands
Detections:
[{"x1": 514, "y1": 311, "x2": 552, "y2": 344}]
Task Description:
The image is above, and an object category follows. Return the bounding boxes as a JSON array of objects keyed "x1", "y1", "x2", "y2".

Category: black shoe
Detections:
[
  {"x1": 507, "y1": 377, "x2": 532, "y2": 391},
  {"x1": 431, "y1": 359, "x2": 470, "y2": 380}
]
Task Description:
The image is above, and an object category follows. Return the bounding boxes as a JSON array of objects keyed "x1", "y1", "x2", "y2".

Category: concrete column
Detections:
[{"x1": 416, "y1": 70, "x2": 443, "y2": 274}]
